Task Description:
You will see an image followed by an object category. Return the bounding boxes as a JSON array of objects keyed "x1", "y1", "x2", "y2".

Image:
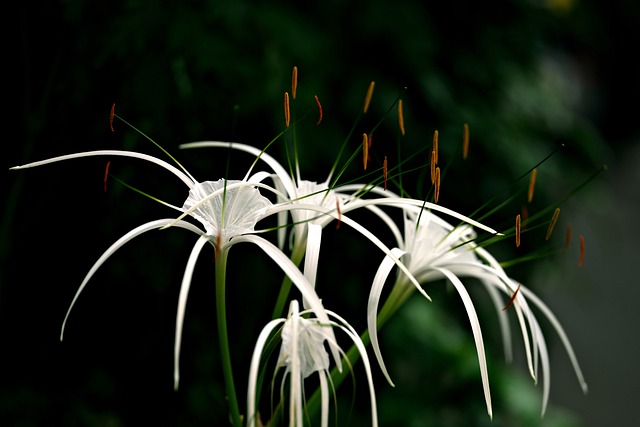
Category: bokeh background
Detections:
[{"x1": 2, "y1": 0, "x2": 638, "y2": 426}]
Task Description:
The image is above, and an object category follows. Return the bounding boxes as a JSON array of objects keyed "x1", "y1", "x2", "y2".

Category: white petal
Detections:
[{"x1": 302, "y1": 223, "x2": 322, "y2": 310}]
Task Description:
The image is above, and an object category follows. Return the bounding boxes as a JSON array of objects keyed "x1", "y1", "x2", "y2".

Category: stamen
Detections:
[
  {"x1": 362, "y1": 133, "x2": 369, "y2": 170},
  {"x1": 336, "y1": 198, "x2": 342, "y2": 230},
  {"x1": 430, "y1": 150, "x2": 436, "y2": 184},
  {"x1": 110, "y1": 103, "x2": 116, "y2": 133},
  {"x1": 284, "y1": 92, "x2": 290, "y2": 128},
  {"x1": 565, "y1": 224, "x2": 572, "y2": 249},
  {"x1": 383, "y1": 156, "x2": 388, "y2": 191},
  {"x1": 103, "y1": 161, "x2": 111, "y2": 192},
  {"x1": 314, "y1": 95, "x2": 323, "y2": 125},
  {"x1": 433, "y1": 130, "x2": 439, "y2": 164},
  {"x1": 291, "y1": 66, "x2": 298, "y2": 100},
  {"x1": 363, "y1": 81, "x2": 375, "y2": 113},
  {"x1": 463, "y1": 123, "x2": 470, "y2": 160},
  {"x1": 434, "y1": 167, "x2": 441, "y2": 203},
  {"x1": 502, "y1": 284, "x2": 521, "y2": 311},
  {"x1": 521, "y1": 205, "x2": 529, "y2": 229},
  {"x1": 528, "y1": 168, "x2": 537, "y2": 203},
  {"x1": 579, "y1": 234, "x2": 585, "y2": 267},
  {"x1": 515, "y1": 214, "x2": 521, "y2": 247},
  {"x1": 398, "y1": 99, "x2": 405, "y2": 136},
  {"x1": 545, "y1": 208, "x2": 560, "y2": 241}
]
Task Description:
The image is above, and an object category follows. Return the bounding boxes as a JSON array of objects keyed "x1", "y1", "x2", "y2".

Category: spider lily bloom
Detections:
[
  {"x1": 366, "y1": 204, "x2": 588, "y2": 418},
  {"x1": 247, "y1": 300, "x2": 378, "y2": 427},
  {"x1": 10, "y1": 149, "x2": 338, "y2": 395}
]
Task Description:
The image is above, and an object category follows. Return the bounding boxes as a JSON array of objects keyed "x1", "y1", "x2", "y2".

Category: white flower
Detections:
[{"x1": 247, "y1": 300, "x2": 377, "y2": 427}]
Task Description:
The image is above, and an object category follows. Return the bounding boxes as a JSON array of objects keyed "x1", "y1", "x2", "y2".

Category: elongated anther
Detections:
[
  {"x1": 565, "y1": 224, "x2": 572, "y2": 249},
  {"x1": 284, "y1": 92, "x2": 290, "y2": 127},
  {"x1": 363, "y1": 81, "x2": 375, "y2": 113},
  {"x1": 502, "y1": 284, "x2": 521, "y2": 311},
  {"x1": 430, "y1": 150, "x2": 436, "y2": 184},
  {"x1": 515, "y1": 214, "x2": 521, "y2": 247},
  {"x1": 383, "y1": 156, "x2": 388, "y2": 191},
  {"x1": 103, "y1": 161, "x2": 111, "y2": 192},
  {"x1": 336, "y1": 198, "x2": 342, "y2": 230},
  {"x1": 545, "y1": 208, "x2": 561, "y2": 241},
  {"x1": 291, "y1": 66, "x2": 298, "y2": 100},
  {"x1": 398, "y1": 99, "x2": 405, "y2": 136},
  {"x1": 110, "y1": 103, "x2": 116, "y2": 132},
  {"x1": 579, "y1": 235, "x2": 585, "y2": 267},
  {"x1": 521, "y1": 205, "x2": 529, "y2": 229},
  {"x1": 528, "y1": 168, "x2": 537, "y2": 203},
  {"x1": 434, "y1": 167, "x2": 441, "y2": 203},
  {"x1": 362, "y1": 133, "x2": 369, "y2": 170},
  {"x1": 433, "y1": 130, "x2": 439, "y2": 164},
  {"x1": 314, "y1": 95, "x2": 323, "y2": 125},
  {"x1": 463, "y1": 123, "x2": 470, "y2": 160}
]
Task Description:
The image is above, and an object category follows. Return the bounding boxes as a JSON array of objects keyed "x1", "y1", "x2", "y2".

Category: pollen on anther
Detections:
[
  {"x1": 430, "y1": 150, "x2": 436, "y2": 184},
  {"x1": 103, "y1": 161, "x2": 111, "y2": 192},
  {"x1": 434, "y1": 167, "x2": 441, "y2": 203},
  {"x1": 433, "y1": 130, "x2": 439, "y2": 164},
  {"x1": 314, "y1": 95, "x2": 323, "y2": 125},
  {"x1": 398, "y1": 99, "x2": 405, "y2": 136},
  {"x1": 110, "y1": 103, "x2": 116, "y2": 133},
  {"x1": 284, "y1": 92, "x2": 291, "y2": 128},
  {"x1": 528, "y1": 168, "x2": 537, "y2": 203},
  {"x1": 565, "y1": 224, "x2": 572, "y2": 249},
  {"x1": 383, "y1": 156, "x2": 388, "y2": 191},
  {"x1": 291, "y1": 66, "x2": 298, "y2": 100},
  {"x1": 502, "y1": 284, "x2": 521, "y2": 311},
  {"x1": 515, "y1": 214, "x2": 521, "y2": 247},
  {"x1": 362, "y1": 133, "x2": 369, "y2": 170},
  {"x1": 579, "y1": 234, "x2": 585, "y2": 267},
  {"x1": 545, "y1": 208, "x2": 561, "y2": 241},
  {"x1": 363, "y1": 81, "x2": 375, "y2": 113},
  {"x1": 463, "y1": 123, "x2": 470, "y2": 160}
]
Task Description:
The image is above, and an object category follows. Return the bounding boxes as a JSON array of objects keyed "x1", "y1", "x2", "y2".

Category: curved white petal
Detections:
[
  {"x1": 302, "y1": 223, "x2": 323, "y2": 311},
  {"x1": 60, "y1": 218, "x2": 203, "y2": 341}
]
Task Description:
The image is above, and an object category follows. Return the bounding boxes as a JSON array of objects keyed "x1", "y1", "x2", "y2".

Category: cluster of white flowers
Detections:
[{"x1": 11, "y1": 71, "x2": 588, "y2": 427}]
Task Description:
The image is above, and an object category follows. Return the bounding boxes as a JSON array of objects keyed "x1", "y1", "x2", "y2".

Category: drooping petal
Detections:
[
  {"x1": 60, "y1": 218, "x2": 203, "y2": 341},
  {"x1": 302, "y1": 223, "x2": 323, "y2": 310}
]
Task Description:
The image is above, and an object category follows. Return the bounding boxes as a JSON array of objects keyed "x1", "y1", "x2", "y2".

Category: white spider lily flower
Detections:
[
  {"x1": 366, "y1": 206, "x2": 587, "y2": 418},
  {"x1": 247, "y1": 300, "x2": 378, "y2": 427}
]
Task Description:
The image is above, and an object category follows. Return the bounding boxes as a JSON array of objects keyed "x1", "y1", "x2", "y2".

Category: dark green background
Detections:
[{"x1": 2, "y1": 1, "x2": 637, "y2": 426}]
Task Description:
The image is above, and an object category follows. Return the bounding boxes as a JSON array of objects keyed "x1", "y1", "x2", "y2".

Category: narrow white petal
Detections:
[
  {"x1": 318, "y1": 371, "x2": 330, "y2": 427},
  {"x1": 174, "y1": 234, "x2": 210, "y2": 390},
  {"x1": 60, "y1": 219, "x2": 203, "y2": 341},
  {"x1": 302, "y1": 223, "x2": 323, "y2": 310}
]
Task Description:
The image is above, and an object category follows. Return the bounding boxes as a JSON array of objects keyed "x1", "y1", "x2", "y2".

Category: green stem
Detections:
[
  {"x1": 215, "y1": 248, "x2": 242, "y2": 427},
  {"x1": 271, "y1": 239, "x2": 306, "y2": 319}
]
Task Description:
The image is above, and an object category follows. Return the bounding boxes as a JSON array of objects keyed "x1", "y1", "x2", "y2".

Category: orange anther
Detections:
[
  {"x1": 110, "y1": 103, "x2": 116, "y2": 133},
  {"x1": 398, "y1": 99, "x2": 405, "y2": 136},
  {"x1": 383, "y1": 156, "x2": 388, "y2": 191},
  {"x1": 463, "y1": 123, "x2": 470, "y2": 160},
  {"x1": 434, "y1": 167, "x2": 441, "y2": 203},
  {"x1": 314, "y1": 95, "x2": 323, "y2": 125},
  {"x1": 515, "y1": 214, "x2": 521, "y2": 247},
  {"x1": 521, "y1": 205, "x2": 529, "y2": 229},
  {"x1": 502, "y1": 284, "x2": 521, "y2": 311},
  {"x1": 291, "y1": 66, "x2": 298, "y2": 100},
  {"x1": 430, "y1": 150, "x2": 436, "y2": 184},
  {"x1": 579, "y1": 234, "x2": 585, "y2": 267},
  {"x1": 103, "y1": 161, "x2": 111, "y2": 192},
  {"x1": 528, "y1": 168, "x2": 537, "y2": 203},
  {"x1": 336, "y1": 198, "x2": 342, "y2": 230},
  {"x1": 433, "y1": 130, "x2": 439, "y2": 164},
  {"x1": 362, "y1": 133, "x2": 369, "y2": 170},
  {"x1": 565, "y1": 224, "x2": 572, "y2": 249},
  {"x1": 363, "y1": 81, "x2": 375, "y2": 113},
  {"x1": 284, "y1": 92, "x2": 290, "y2": 127},
  {"x1": 545, "y1": 208, "x2": 560, "y2": 241}
]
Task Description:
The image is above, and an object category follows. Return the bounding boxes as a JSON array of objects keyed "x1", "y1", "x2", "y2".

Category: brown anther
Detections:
[
  {"x1": 433, "y1": 130, "x2": 439, "y2": 164},
  {"x1": 291, "y1": 66, "x2": 298, "y2": 100},
  {"x1": 284, "y1": 92, "x2": 290, "y2": 127},
  {"x1": 521, "y1": 205, "x2": 529, "y2": 229},
  {"x1": 103, "y1": 161, "x2": 111, "y2": 192},
  {"x1": 528, "y1": 168, "x2": 537, "y2": 203},
  {"x1": 110, "y1": 103, "x2": 116, "y2": 133},
  {"x1": 434, "y1": 167, "x2": 441, "y2": 203},
  {"x1": 502, "y1": 284, "x2": 522, "y2": 311},
  {"x1": 363, "y1": 81, "x2": 375, "y2": 113},
  {"x1": 383, "y1": 156, "x2": 388, "y2": 191},
  {"x1": 314, "y1": 95, "x2": 323, "y2": 125},
  {"x1": 579, "y1": 234, "x2": 585, "y2": 267},
  {"x1": 362, "y1": 133, "x2": 369, "y2": 170},
  {"x1": 335, "y1": 198, "x2": 342, "y2": 230},
  {"x1": 463, "y1": 123, "x2": 470, "y2": 160},
  {"x1": 545, "y1": 208, "x2": 561, "y2": 241},
  {"x1": 565, "y1": 224, "x2": 572, "y2": 249},
  {"x1": 430, "y1": 150, "x2": 436, "y2": 184},
  {"x1": 515, "y1": 214, "x2": 521, "y2": 247},
  {"x1": 398, "y1": 99, "x2": 405, "y2": 136}
]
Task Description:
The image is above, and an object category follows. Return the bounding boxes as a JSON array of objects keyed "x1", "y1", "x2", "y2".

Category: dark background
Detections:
[{"x1": 2, "y1": 1, "x2": 638, "y2": 426}]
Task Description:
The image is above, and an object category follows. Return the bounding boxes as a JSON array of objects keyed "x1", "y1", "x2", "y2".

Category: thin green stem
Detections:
[
  {"x1": 215, "y1": 248, "x2": 242, "y2": 427},
  {"x1": 271, "y1": 239, "x2": 307, "y2": 319}
]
